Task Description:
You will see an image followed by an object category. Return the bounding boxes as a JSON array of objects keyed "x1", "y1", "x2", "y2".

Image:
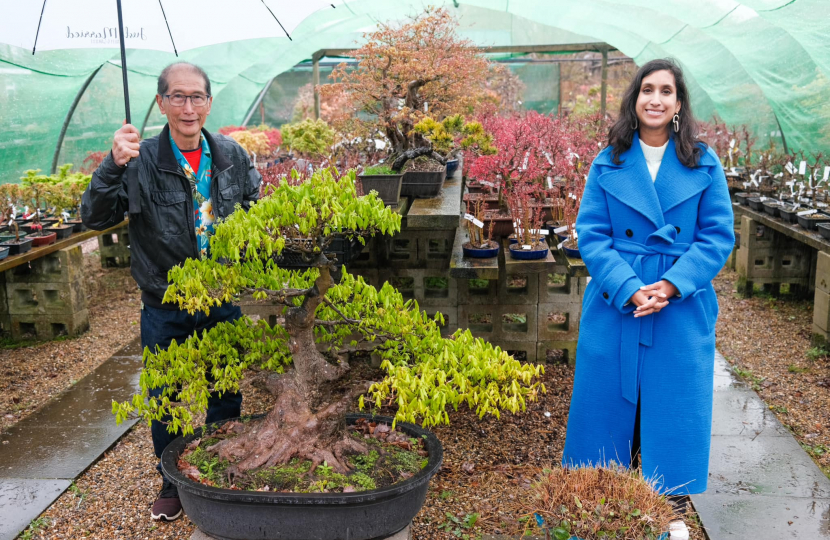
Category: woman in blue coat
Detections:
[{"x1": 562, "y1": 59, "x2": 735, "y2": 498}]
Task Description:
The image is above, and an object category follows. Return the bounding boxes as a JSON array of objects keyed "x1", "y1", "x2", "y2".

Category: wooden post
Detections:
[
  {"x1": 600, "y1": 46, "x2": 608, "y2": 119},
  {"x1": 312, "y1": 52, "x2": 322, "y2": 120}
]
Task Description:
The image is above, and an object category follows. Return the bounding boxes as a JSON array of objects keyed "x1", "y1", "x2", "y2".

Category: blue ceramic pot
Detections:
[
  {"x1": 462, "y1": 241, "x2": 499, "y2": 259},
  {"x1": 562, "y1": 240, "x2": 581, "y2": 259},
  {"x1": 509, "y1": 243, "x2": 548, "y2": 260},
  {"x1": 0, "y1": 245, "x2": 8, "y2": 260},
  {"x1": 445, "y1": 159, "x2": 459, "y2": 179}
]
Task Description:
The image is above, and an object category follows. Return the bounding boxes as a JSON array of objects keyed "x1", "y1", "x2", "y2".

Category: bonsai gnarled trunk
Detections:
[{"x1": 207, "y1": 264, "x2": 369, "y2": 477}]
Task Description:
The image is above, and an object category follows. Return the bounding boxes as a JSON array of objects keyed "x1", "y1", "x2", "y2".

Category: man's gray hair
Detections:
[{"x1": 157, "y1": 62, "x2": 211, "y2": 96}]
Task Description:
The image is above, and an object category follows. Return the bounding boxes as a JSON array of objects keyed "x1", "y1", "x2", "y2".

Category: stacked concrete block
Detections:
[
  {"x1": 736, "y1": 215, "x2": 814, "y2": 297},
  {"x1": 812, "y1": 252, "x2": 830, "y2": 346},
  {"x1": 98, "y1": 225, "x2": 131, "y2": 268},
  {"x1": 3, "y1": 245, "x2": 89, "y2": 340}
]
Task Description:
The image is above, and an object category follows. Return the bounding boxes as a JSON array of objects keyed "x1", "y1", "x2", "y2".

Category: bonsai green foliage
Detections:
[
  {"x1": 281, "y1": 118, "x2": 336, "y2": 158},
  {"x1": 113, "y1": 167, "x2": 543, "y2": 476},
  {"x1": 185, "y1": 446, "x2": 231, "y2": 484},
  {"x1": 412, "y1": 114, "x2": 496, "y2": 158},
  {"x1": 363, "y1": 164, "x2": 396, "y2": 175}
]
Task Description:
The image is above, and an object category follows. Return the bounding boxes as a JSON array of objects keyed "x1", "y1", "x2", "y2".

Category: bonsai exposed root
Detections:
[{"x1": 207, "y1": 373, "x2": 373, "y2": 480}]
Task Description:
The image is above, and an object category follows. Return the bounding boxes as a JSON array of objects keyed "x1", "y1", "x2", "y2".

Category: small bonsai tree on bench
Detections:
[{"x1": 114, "y1": 168, "x2": 544, "y2": 479}]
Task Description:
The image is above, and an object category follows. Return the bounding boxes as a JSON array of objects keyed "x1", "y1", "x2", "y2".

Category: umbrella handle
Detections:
[{"x1": 127, "y1": 160, "x2": 141, "y2": 215}]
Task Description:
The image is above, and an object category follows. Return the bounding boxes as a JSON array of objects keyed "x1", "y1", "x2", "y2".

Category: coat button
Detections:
[
  {"x1": 602, "y1": 292, "x2": 609, "y2": 299},
  {"x1": 675, "y1": 226, "x2": 681, "y2": 233},
  {"x1": 625, "y1": 229, "x2": 633, "y2": 237}
]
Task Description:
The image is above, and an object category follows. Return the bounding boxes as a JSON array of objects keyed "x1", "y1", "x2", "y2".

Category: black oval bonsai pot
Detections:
[
  {"x1": 798, "y1": 212, "x2": 830, "y2": 231},
  {"x1": 161, "y1": 413, "x2": 443, "y2": 540},
  {"x1": 400, "y1": 167, "x2": 446, "y2": 199}
]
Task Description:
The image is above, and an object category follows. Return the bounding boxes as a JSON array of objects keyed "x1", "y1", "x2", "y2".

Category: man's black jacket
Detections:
[{"x1": 81, "y1": 124, "x2": 261, "y2": 309}]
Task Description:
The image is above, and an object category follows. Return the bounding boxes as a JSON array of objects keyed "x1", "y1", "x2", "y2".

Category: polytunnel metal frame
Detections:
[{"x1": 13, "y1": 0, "x2": 829, "y2": 185}]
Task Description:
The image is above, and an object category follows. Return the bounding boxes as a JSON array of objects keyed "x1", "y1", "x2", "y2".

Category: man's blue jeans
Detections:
[{"x1": 140, "y1": 301, "x2": 243, "y2": 477}]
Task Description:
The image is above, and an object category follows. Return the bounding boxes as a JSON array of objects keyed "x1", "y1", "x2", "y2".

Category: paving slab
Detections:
[
  {"x1": 0, "y1": 338, "x2": 142, "y2": 539},
  {"x1": 0, "y1": 479, "x2": 71, "y2": 540},
  {"x1": 406, "y1": 167, "x2": 462, "y2": 230},
  {"x1": 693, "y1": 493, "x2": 830, "y2": 539},
  {"x1": 692, "y1": 351, "x2": 830, "y2": 539},
  {"x1": 449, "y1": 222, "x2": 500, "y2": 280}
]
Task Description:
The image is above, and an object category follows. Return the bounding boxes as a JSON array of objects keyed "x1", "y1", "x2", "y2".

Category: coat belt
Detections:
[{"x1": 611, "y1": 224, "x2": 690, "y2": 404}]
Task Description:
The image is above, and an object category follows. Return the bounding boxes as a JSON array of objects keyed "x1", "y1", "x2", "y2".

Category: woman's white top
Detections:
[{"x1": 639, "y1": 139, "x2": 669, "y2": 182}]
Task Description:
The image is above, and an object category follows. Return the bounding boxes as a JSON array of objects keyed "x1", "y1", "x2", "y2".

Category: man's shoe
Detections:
[{"x1": 151, "y1": 479, "x2": 183, "y2": 522}]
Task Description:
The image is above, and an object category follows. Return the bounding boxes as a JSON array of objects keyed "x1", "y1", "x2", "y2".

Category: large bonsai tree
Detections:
[
  {"x1": 323, "y1": 7, "x2": 493, "y2": 166},
  {"x1": 114, "y1": 168, "x2": 544, "y2": 477}
]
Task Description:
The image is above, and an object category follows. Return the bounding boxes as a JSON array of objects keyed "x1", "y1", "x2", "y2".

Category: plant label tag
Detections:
[
  {"x1": 759, "y1": 196, "x2": 768, "y2": 202},
  {"x1": 799, "y1": 161, "x2": 807, "y2": 175},
  {"x1": 743, "y1": 182, "x2": 750, "y2": 188},
  {"x1": 529, "y1": 229, "x2": 549, "y2": 235},
  {"x1": 794, "y1": 204, "x2": 800, "y2": 210},
  {"x1": 786, "y1": 162, "x2": 795, "y2": 174},
  {"x1": 729, "y1": 138, "x2": 736, "y2": 148},
  {"x1": 798, "y1": 209, "x2": 818, "y2": 216},
  {"x1": 480, "y1": 180, "x2": 495, "y2": 188},
  {"x1": 472, "y1": 218, "x2": 484, "y2": 228},
  {"x1": 553, "y1": 225, "x2": 569, "y2": 234},
  {"x1": 556, "y1": 241, "x2": 564, "y2": 249},
  {"x1": 785, "y1": 181, "x2": 794, "y2": 186},
  {"x1": 825, "y1": 166, "x2": 830, "y2": 181},
  {"x1": 818, "y1": 203, "x2": 828, "y2": 208},
  {"x1": 522, "y1": 244, "x2": 532, "y2": 250},
  {"x1": 546, "y1": 176, "x2": 553, "y2": 189},
  {"x1": 569, "y1": 193, "x2": 577, "y2": 200},
  {"x1": 464, "y1": 213, "x2": 474, "y2": 221}
]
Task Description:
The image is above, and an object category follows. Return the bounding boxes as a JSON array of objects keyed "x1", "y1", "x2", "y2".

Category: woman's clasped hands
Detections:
[{"x1": 630, "y1": 280, "x2": 679, "y2": 318}]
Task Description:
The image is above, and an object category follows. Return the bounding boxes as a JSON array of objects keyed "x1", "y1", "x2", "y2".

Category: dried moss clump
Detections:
[{"x1": 526, "y1": 465, "x2": 677, "y2": 540}]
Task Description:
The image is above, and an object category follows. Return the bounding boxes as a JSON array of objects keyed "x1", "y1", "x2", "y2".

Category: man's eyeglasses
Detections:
[{"x1": 164, "y1": 94, "x2": 210, "y2": 107}]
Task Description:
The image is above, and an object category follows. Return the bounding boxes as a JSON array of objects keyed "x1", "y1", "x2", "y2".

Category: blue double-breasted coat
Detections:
[{"x1": 562, "y1": 133, "x2": 735, "y2": 495}]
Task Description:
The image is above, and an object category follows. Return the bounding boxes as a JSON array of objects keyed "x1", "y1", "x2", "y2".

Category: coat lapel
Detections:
[
  {"x1": 654, "y1": 137, "x2": 714, "y2": 213},
  {"x1": 595, "y1": 132, "x2": 665, "y2": 229}
]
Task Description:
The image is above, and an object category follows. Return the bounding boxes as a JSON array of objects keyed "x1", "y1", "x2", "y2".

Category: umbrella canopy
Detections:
[{"x1": 0, "y1": 0, "x2": 340, "y2": 53}]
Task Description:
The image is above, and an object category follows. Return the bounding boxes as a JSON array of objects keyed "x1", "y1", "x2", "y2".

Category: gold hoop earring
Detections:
[
  {"x1": 673, "y1": 114, "x2": 680, "y2": 133},
  {"x1": 632, "y1": 117, "x2": 638, "y2": 130}
]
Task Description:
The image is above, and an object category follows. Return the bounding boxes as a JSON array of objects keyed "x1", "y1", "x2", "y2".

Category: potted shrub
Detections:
[
  {"x1": 324, "y1": 8, "x2": 497, "y2": 198},
  {"x1": 113, "y1": 168, "x2": 544, "y2": 540},
  {"x1": 19, "y1": 170, "x2": 57, "y2": 247},
  {"x1": 281, "y1": 117, "x2": 337, "y2": 169},
  {"x1": 506, "y1": 183, "x2": 549, "y2": 260},
  {"x1": 462, "y1": 198, "x2": 498, "y2": 258},
  {"x1": 357, "y1": 164, "x2": 403, "y2": 207},
  {"x1": 0, "y1": 220, "x2": 34, "y2": 256}
]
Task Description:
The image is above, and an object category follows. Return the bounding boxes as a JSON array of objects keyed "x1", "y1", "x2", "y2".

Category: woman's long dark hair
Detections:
[{"x1": 608, "y1": 58, "x2": 705, "y2": 168}]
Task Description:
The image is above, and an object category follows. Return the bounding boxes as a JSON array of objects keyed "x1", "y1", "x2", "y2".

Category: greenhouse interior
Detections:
[{"x1": 0, "y1": 1, "x2": 829, "y2": 539}]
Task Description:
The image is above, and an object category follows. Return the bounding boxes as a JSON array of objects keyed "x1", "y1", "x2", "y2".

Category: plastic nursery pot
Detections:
[
  {"x1": 798, "y1": 212, "x2": 830, "y2": 231},
  {"x1": 445, "y1": 158, "x2": 459, "y2": 179},
  {"x1": 400, "y1": 167, "x2": 446, "y2": 199},
  {"x1": 161, "y1": 413, "x2": 443, "y2": 540},
  {"x1": 0, "y1": 237, "x2": 33, "y2": 256},
  {"x1": 357, "y1": 174, "x2": 403, "y2": 207},
  {"x1": 49, "y1": 224, "x2": 74, "y2": 240},
  {"x1": 735, "y1": 192, "x2": 759, "y2": 206},
  {"x1": 778, "y1": 205, "x2": 801, "y2": 224},
  {"x1": 747, "y1": 197, "x2": 766, "y2": 212},
  {"x1": 0, "y1": 245, "x2": 9, "y2": 260},
  {"x1": 818, "y1": 222, "x2": 830, "y2": 241},
  {"x1": 26, "y1": 231, "x2": 57, "y2": 247},
  {"x1": 66, "y1": 219, "x2": 86, "y2": 233},
  {"x1": 762, "y1": 201, "x2": 782, "y2": 218},
  {"x1": 462, "y1": 240, "x2": 500, "y2": 258},
  {"x1": 508, "y1": 242, "x2": 549, "y2": 260}
]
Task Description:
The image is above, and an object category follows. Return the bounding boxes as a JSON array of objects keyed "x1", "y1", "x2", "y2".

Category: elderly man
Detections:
[{"x1": 82, "y1": 62, "x2": 261, "y2": 522}]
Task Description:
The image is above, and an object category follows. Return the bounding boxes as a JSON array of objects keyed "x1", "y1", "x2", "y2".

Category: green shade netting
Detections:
[{"x1": 1, "y1": 0, "x2": 829, "y2": 184}]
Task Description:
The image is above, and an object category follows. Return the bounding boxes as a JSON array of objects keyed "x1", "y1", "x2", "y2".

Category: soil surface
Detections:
[{"x1": 0, "y1": 238, "x2": 141, "y2": 435}]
